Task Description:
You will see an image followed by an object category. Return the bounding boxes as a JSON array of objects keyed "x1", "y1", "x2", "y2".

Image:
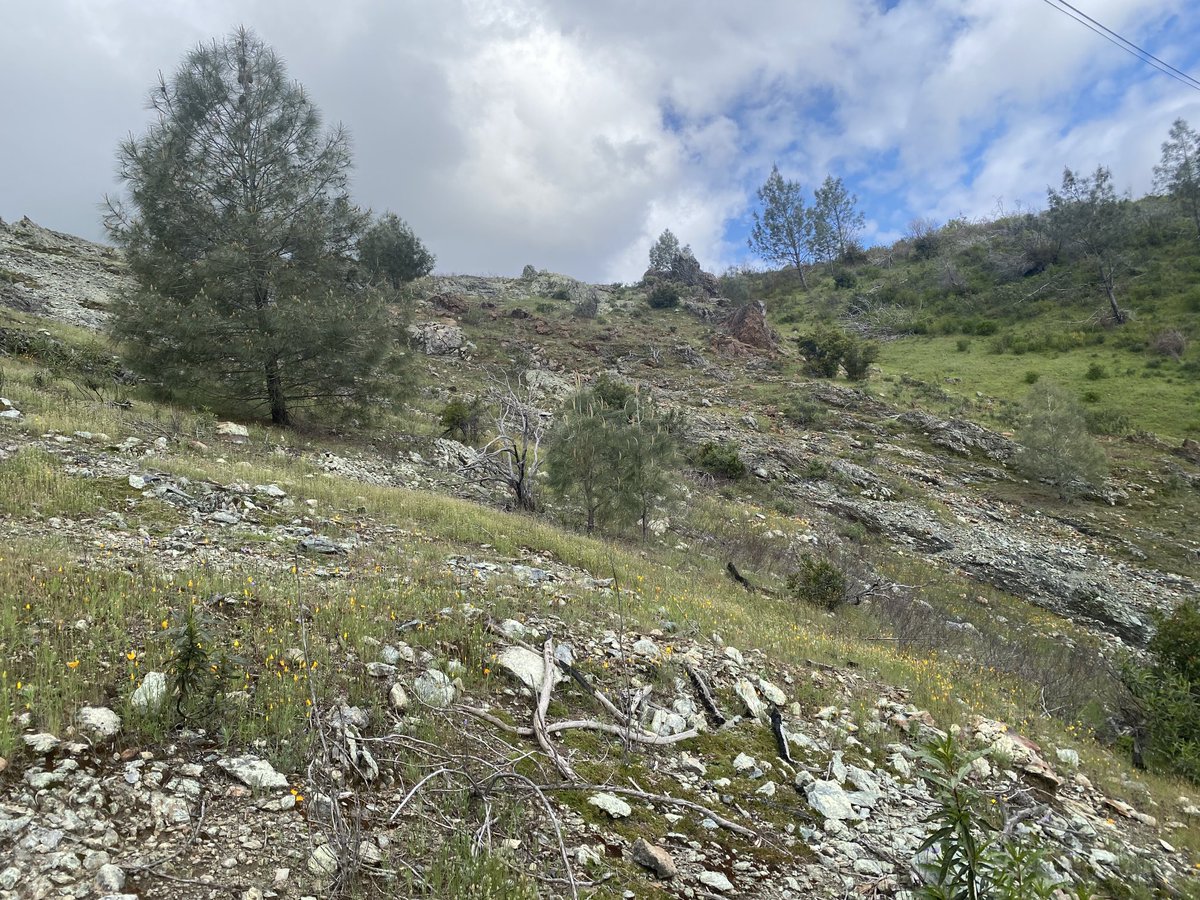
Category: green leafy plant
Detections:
[
  {"x1": 785, "y1": 553, "x2": 845, "y2": 609},
  {"x1": 695, "y1": 442, "x2": 745, "y2": 479},
  {"x1": 440, "y1": 396, "x2": 486, "y2": 445},
  {"x1": 163, "y1": 604, "x2": 240, "y2": 724},
  {"x1": 914, "y1": 733, "x2": 1059, "y2": 900},
  {"x1": 648, "y1": 282, "x2": 681, "y2": 309}
]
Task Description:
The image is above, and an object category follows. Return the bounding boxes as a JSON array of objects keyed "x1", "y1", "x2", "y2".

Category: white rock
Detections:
[
  {"x1": 413, "y1": 669, "x2": 456, "y2": 708},
  {"x1": 723, "y1": 646, "x2": 745, "y2": 666},
  {"x1": 77, "y1": 707, "x2": 121, "y2": 740},
  {"x1": 588, "y1": 792, "x2": 632, "y2": 818},
  {"x1": 805, "y1": 780, "x2": 859, "y2": 820},
  {"x1": 757, "y1": 678, "x2": 787, "y2": 706},
  {"x1": 733, "y1": 753, "x2": 756, "y2": 773},
  {"x1": 217, "y1": 422, "x2": 250, "y2": 443},
  {"x1": 23, "y1": 733, "x2": 61, "y2": 754},
  {"x1": 308, "y1": 844, "x2": 339, "y2": 877},
  {"x1": 680, "y1": 752, "x2": 707, "y2": 776},
  {"x1": 756, "y1": 780, "x2": 777, "y2": 797},
  {"x1": 1056, "y1": 747, "x2": 1080, "y2": 768},
  {"x1": 127, "y1": 474, "x2": 146, "y2": 490},
  {"x1": 632, "y1": 637, "x2": 659, "y2": 657},
  {"x1": 218, "y1": 755, "x2": 289, "y2": 791},
  {"x1": 131, "y1": 672, "x2": 167, "y2": 713},
  {"x1": 734, "y1": 679, "x2": 767, "y2": 721},
  {"x1": 497, "y1": 619, "x2": 528, "y2": 640},
  {"x1": 388, "y1": 683, "x2": 409, "y2": 712},
  {"x1": 94, "y1": 864, "x2": 126, "y2": 892},
  {"x1": 699, "y1": 870, "x2": 734, "y2": 892},
  {"x1": 496, "y1": 646, "x2": 562, "y2": 694}
]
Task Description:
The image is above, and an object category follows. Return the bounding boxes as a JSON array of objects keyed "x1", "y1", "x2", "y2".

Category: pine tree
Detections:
[{"x1": 104, "y1": 27, "x2": 402, "y2": 425}]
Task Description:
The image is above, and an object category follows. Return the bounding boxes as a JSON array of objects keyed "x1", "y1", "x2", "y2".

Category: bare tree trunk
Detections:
[
  {"x1": 1100, "y1": 263, "x2": 1126, "y2": 324},
  {"x1": 266, "y1": 357, "x2": 289, "y2": 425}
]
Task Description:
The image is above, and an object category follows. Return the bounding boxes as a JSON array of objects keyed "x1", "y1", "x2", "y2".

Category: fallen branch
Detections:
[
  {"x1": 534, "y1": 640, "x2": 578, "y2": 780},
  {"x1": 462, "y1": 706, "x2": 699, "y2": 746},
  {"x1": 685, "y1": 663, "x2": 726, "y2": 726}
]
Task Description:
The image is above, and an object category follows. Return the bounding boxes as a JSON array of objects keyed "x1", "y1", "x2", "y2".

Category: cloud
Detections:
[{"x1": 2, "y1": 0, "x2": 1199, "y2": 282}]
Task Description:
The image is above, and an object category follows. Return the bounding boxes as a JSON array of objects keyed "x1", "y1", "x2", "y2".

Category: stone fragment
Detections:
[
  {"x1": 413, "y1": 669, "x2": 457, "y2": 708},
  {"x1": 131, "y1": 672, "x2": 167, "y2": 713},
  {"x1": 389, "y1": 683, "x2": 409, "y2": 712},
  {"x1": 757, "y1": 678, "x2": 787, "y2": 706},
  {"x1": 805, "y1": 780, "x2": 859, "y2": 821},
  {"x1": 630, "y1": 838, "x2": 677, "y2": 879},
  {"x1": 496, "y1": 646, "x2": 561, "y2": 693},
  {"x1": 218, "y1": 754, "x2": 289, "y2": 791},
  {"x1": 734, "y1": 679, "x2": 767, "y2": 720},
  {"x1": 308, "y1": 844, "x2": 339, "y2": 876},
  {"x1": 497, "y1": 619, "x2": 528, "y2": 640},
  {"x1": 699, "y1": 870, "x2": 735, "y2": 892},
  {"x1": 77, "y1": 707, "x2": 121, "y2": 740},
  {"x1": 95, "y1": 864, "x2": 126, "y2": 892},
  {"x1": 587, "y1": 792, "x2": 632, "y2": 818},
  {"x1": 24, "y1": 733, "x2": 61, "y2": 754},
  {"x1": 733, "y1": 753, "x2": 757, "y2": 773},
  {"x1": 216, "y1": 422, "x2": 249, "y2": 443}
]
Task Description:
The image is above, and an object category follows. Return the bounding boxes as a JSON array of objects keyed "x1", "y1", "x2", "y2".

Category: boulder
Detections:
[
  {"x1": 218, "y1": 754, "x2": 289, "y2": 791},
  {"x1": 131, "y1": 672, "x2": 167, "y2": 713},
  {"x1": 77, "y1": 707, "x2": 121, "y2": 741},
  {"x1": 406, "y1": 322, "x2": 475, "y2": 356},
  {"x1": 495, "y1": 646, "x2": 561, "y2": 694},
  {"x1": 630, "y1": 838, "x2": 677, "y2": 879},
  {"x1": 215, "y1": 422, "x2": 249, "y2": 443},
  {"x1": 721, "y1": 301, "x2": 780, "y2": 352},
  {"x1": 587, "y1": 792, "x2": 632, "y2": 818},
  {"x1": 413, "y1": 669, "x2": 457, "y2": 708}
]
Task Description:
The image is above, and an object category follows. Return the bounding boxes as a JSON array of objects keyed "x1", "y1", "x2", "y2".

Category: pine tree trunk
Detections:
[{"x1": 265, "y1": 357, "x2": 289, "y2": 425}]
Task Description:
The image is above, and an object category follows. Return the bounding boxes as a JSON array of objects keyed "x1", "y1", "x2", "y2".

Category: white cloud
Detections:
[{"x1": 2, "y1": 0, "x2": 1199, "y2": 281}]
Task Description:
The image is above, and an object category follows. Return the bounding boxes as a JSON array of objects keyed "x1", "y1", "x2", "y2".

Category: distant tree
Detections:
[
  {"x1": 648, "y1": 229, "x2": 681, "y2": 272},
  {"x1": 1154, "y1": 118, "x2": 1200, "y2": 241},
  {"x1": 811, "y1": 176, "x2": 866, "y2": 265},
  {"x1": 904, "y1": 217, "x2": 941, "y2": 259},
  {"x1": 1015, "y1": 380, "x2": 1107, "y2": 500},
  {"x1": 749, "y1": 164, "x2": 814, "y2": 289},
  {"x1": 463, "y1": 373, "x2": 547, "y2": 511},
  {"x1": 104, "y1": 27, "x2": 401, "y2": 426},
  {"x1": 360, "y1": 212, "x2": 435, "y2": 287},
  {"x1": 1046, "y1": 166, "x2": 1132, "y2": 324}
]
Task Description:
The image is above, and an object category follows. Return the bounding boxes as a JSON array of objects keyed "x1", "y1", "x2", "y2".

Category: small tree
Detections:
[
  {"x1": 360, "y1": 212, "x2": 435, "y2": 287},
  {"x1": 1047, "y1": 166, "x2": 1131, "y2": 324},
  {"x1": 749, "y1": 164, "x2": 814, "y2": 289},
  {"x1": 1015, "y1": 381, "x2": 1107, "y2": 499},
  {"x1": 1154, "y1": 118, "x2": 1200, "y2": 241},
  {"x1": 648, "y1": 229, "x2": 681, "y2": 272},
  {"x1": 465, "y1": 373, "x2": 547, "y2": 510},
  {"x1": 105, "y1": 28, "x2": 401, "y2": 426},
  {"x1": 812, "y1": 175, "x2": 866, "y2": 266}
]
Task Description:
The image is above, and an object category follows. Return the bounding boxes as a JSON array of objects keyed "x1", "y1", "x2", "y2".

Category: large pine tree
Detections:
[{"x1": 105, "y1": 27, "x2": 401, "y2": 425}]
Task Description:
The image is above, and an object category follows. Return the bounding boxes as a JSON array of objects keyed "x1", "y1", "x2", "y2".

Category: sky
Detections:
[{"x1": 3, "y1": 0, "x2": 1200, "y2": 283}]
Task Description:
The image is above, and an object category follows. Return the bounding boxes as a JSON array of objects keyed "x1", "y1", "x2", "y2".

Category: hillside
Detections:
[{"x1": 2, "y1": 214, "x2": 1200, "y2": 899}]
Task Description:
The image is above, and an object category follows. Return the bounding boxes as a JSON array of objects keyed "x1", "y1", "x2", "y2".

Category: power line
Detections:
[{"x1": 1039, "y1": 0, "x2": 1200, "y2": 93}]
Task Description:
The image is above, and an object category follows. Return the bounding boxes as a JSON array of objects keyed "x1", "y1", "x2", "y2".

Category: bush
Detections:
[
  {"x1": 1015, "y1": 381, "x2": 1107, "y2": 499},
  {"x1": 786, "y1": 554, "x2": 845, "y2": 609},
  {"x1": 440, "y1": 396, "x2": 485, "y2": 444},
  {"x1": 842, "y1": 340, "x2": 880, "y2": 381},
  {"x1": 956, "y1": 339, "x2": 971, "y2": 353},
  {"x1": 1085, "y1": 362, "x2": 1107, "y2": 381},
  {"x1": 784, "y1": 398, "x2": 827, "y2": 428},
  {"x1": 833, "y1": 271, "x2": 857, "y2": 290},
  {"x1": 1123, "y1": 600, "x2": 1200, "y2": 783},
  {"x1": 648, "y1": 283, "x2": 681, "y2": 309},
  {"x1": 1023, "y1": 371, "x2": 1040, "y2": 385},
  {"x1": 1084, "y1": 408, "x2": 1133, "y2": 436},
  {"x1": 1150, "y1": 328, "x2": 1187, "y2": 360},
  {"x1": 696, "y1": 442, "x2": 745, "y2": 479}
]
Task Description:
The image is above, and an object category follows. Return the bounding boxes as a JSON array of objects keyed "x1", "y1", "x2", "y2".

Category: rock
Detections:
[
  {"x1": 218, "y1": 754, "x2": 289, "y2": 791},
  {"x1": 680, "y1": 752, "x2": 707, "y2": 776},
  {"x1": 389, "y1": 683, "x2": 409, "y2": 712},
  {"x1": 366, "y1": 662, "x2": 396, "y2": 678},
  {"x1": 406, "y1": 322, "x2": 476, "y2": 356},
  {"x1": 587, "y1": 792, "x2": 632, "y2": 818},
  {"x1": 733, "y1": 753, "x2": 757, "y2": 773},
  {"x1": 131, "y1": 672, "x2": 167, "y2": 713},
  {"x1": 94, "y1": 864, "x2": 126, "y2": 892},
  {"x1": 1056, "y1": 747, "x2": 1081, "y2": 768},
  {"x1": 496, "y1": 646, "x2": 561, "y2": 694},
  {"x1": 497, "y1": 619, "x2": 528, "y2": 640},
  {"x1": 521, "y1": 264, "x2": 538, "y2": 279},
  {"x1": 630, "y1": 838, "x2": 677, "y2": 879},
  {"x1": 413, "y1": 669, "x2": 456, "y2": 708},
  {"x1": 699, "y1": 870, "x2": 735, "y2": 892},
  {"x1": 23, "y1": 733, "x2": 61, "y2": 754},
  {"x1": 632, "y1": 637, "x2": 659, "y2": 657},
  {"x1": 299, "y1": 535, "x2": 346, "y2": 555},
  {"x1": 757, "y1": 678, "x2": 787, "y2": 706},
  {"x1": 308, "y1": 844, "x2": 340, "y2": 877},
  {"x1": 734, "y1": 679, "x2": 767, "y2": 721},
  {"x1": 805, "y1": 780, "x2": 859, "y2": 820},
  {"x1": 127, "y1": 474, "x2": 146, "y2": 490},
  {"x1": 77, "y1": 707, "x2": 121, "y2": 740},
  {"x1": 216, "y1": 422, "x2": 249, "y2": 443},
  {"x1": 756, "y1": 780, "x2": 777, "y2": 797},
  {"x1": 723, "y1": 646, "x2": 745, "y2": 666},
  {"x1": 721, "y1": 301, "x2": 779, "y2": 352}
]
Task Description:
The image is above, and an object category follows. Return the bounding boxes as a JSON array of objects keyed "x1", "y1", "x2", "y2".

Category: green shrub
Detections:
[
  {"x1": 1015, "y1": 381, "x2": 1107, "y2": 499},
  {"x1": 784, "y1": 398, "x2": 827, "y2": 428},
  {"x1": 1023, "y1": 371, "x2": 1040, "y2": 385},
  {"x1": 1085, "y1": 363, "x2": 1107, "y2": 381},
  {"x1": 956, "y1": 339, "x2": 971, "y2": 353},
  {"x1": 833, "y1": 271, "x2": 857, "y2": 289},
  {"x1": 843, "y1": 340, "x2": 880, "y2": 381},
  {"x1": 1080, "y1": 390, "x2": 1100, "y2": 404},
  {"x1": 695, "y1": 442, "x2": 745, "y2": 479},
  {"x1": 1123, "y1": 600, "x2": 1200, "y2": 783},
  {"x1": 786, "y1": 554, "x2": 845, "y2": 609},
  {"x1": 1084, "y1": 408, "x2": 1133, "y2": 436},
  {"x1": 440, "y1": 397, "x2": 485, "y2": 445},
  {"x1": 648, "y1": 283, "x2": 681, "y2": 309}
]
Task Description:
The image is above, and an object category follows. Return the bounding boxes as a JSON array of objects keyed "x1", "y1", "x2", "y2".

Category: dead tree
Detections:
[{"x1": 462, "y1": 372, "x2": 548, "y2": 511}]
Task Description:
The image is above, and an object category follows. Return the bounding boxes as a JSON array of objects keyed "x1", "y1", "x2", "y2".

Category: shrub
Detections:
[
  {"x1": 833, "y1": 271, "x2": 857, "y2": 290},
  {"x1": 440, "y1": 396, "x2": 485, "y2": 444},
  {"x1": 1085, "y1": 363, "x2": 1107, "y2": 381},
  {"x1": 1123, "y1": 600, "x2": 1200, "y2": 783},
  {"x1": 795, "y1": 327, "x2": 852, "y2": 378},
  {"x1": 784, "y1": 398, "x2": 827, "y2": 428},
  {"x1": 1023, "y1": 371, "x2": 1040, "y2": 385},
  {"x1": 786, "y1": 554, "x2": 845, "y2": 609},
  {"x1": 1084, "y1": 408, "x2": 1133, "y2": 436},
  {"x1": 1015, "y1": 381, "x2": 1107, "y2": 499},
  {"x1": 648, "y1": 283, "x2": 681, "y2": 309},
  {"x1": 956, "y1": 339, "x2": 971, "y2": 353},
  {"x1": 696, "y1": 442, "x2": 745, "y2": 479},
  {"x1": 842, "y1": 340, "x2": 880, "y2": 381},
  {"x1": 1150, "y1": 328, "x2": 1187, "y2": 360}
]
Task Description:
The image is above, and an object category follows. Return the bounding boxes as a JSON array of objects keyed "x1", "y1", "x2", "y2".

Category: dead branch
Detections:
[
  {"x1": 685, "y1": 662, "x2": 727, "y2": 725},
  {"x1": 538, "y1": 783, "x2": 758, "y2": 840}
]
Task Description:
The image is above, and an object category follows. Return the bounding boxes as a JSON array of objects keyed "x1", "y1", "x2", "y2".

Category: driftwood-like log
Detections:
[{"x1": 685, "y1": 663, "x2": 727, "y2": 726}]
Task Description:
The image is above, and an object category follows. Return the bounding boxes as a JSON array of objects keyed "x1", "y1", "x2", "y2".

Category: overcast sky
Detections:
[{"x1": 3, "y1": 0, "x2": 1200, "y2": 282}]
